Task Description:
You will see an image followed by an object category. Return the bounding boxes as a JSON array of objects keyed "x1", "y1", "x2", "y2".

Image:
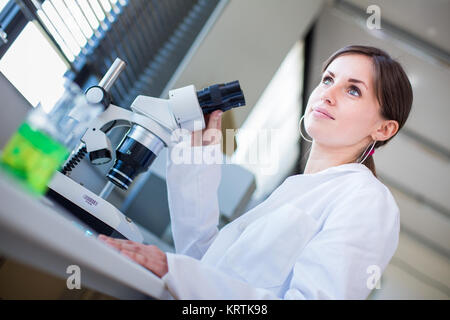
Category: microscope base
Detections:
[{"x1": 46, "y1": 172, "x2": 144, "y2": 243}]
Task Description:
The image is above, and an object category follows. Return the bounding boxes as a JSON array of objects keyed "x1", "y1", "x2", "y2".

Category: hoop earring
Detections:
[
  {"x1": 358, "y1": 140, "x2": 376, "y2": 164},
  {"x1": 299, "y1": 114, "x2": 313, "y2": 143}
]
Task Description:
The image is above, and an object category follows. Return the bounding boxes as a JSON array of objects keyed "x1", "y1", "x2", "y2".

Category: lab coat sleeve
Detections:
[
  {"x1": 162, "y1": 188, "x2": 400, "y2": 300},
  {"x1": 284, "y1": 188, "x2": 400, "y2": 299},
  {"x1": 165, "y1": 141, "x2": 222, "y2": 260}
]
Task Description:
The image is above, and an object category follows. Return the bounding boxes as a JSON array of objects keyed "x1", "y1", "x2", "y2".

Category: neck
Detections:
[{"x1": 303, "y1": 142, "x2": 357, "y2": 175}]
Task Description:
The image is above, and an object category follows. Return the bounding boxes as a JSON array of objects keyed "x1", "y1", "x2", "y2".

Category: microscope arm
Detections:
[{"x1": 131, "y1": 85, "x2": 206, "y2": 133}]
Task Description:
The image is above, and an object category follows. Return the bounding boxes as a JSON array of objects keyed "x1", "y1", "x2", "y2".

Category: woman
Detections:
[{"x1": 99, "y1": 45, "x2": 413, "y2": 299}]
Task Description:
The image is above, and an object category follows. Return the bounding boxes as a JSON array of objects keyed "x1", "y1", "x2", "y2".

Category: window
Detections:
[
  {"x1": 0, "y1": 0, "x2": 121, "y2": 112},
  {"x1": 0, "y1": 21, "x2": 67, "y2": 111},
  {"x1": 32, "y1": 0, "x2": 121, "y2": 63},
  {"x1": 1, "y1": 0, "x2": 222, "y2": 111}
]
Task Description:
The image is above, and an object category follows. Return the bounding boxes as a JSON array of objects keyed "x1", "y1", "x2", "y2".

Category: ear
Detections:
[{"x1": 373, "y1": 119, "x2": 399, "y2": 142}]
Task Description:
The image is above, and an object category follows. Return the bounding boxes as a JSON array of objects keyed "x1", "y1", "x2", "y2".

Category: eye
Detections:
[
  {"x1": 348, "y1": 85, "x2": 361, "y2": 97},
  {"x1": 322, "y1": 76, "x2": 333, "y2": 85}
]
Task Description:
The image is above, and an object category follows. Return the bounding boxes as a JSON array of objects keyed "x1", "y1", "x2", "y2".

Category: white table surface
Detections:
[{"x1": 0, "y1": 170, "x2": 171, "y2": 300}]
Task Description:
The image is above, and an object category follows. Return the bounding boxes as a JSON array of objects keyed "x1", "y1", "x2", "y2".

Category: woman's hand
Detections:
[
  {"x1": 191, "y1": 110, "x2": 223, "y2": 146},
  {"x1": 98, "y1": 234, "x2": 168, "y2": 278}
]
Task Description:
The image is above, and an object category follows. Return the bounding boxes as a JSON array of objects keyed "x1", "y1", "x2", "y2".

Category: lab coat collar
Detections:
[{"x1": 300, "y1": 162, "x2": 372, "y2": 176}]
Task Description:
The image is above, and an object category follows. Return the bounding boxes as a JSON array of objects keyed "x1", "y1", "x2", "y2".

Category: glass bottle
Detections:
[{"x1": 0, "y1": 79, "x2": 102, "y2": 195}]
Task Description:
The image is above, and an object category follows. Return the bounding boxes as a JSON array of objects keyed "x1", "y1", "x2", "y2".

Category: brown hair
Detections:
[{"x1": 321, "y1": 45, "x2": 413, "y2": 177}]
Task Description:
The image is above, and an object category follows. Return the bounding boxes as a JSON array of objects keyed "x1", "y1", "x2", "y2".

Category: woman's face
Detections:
[{"x1": 304, "y1": 53, "x2": 382, "y2": 148}]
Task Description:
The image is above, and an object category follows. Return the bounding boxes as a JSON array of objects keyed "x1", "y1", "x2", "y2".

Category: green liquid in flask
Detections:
[{"x1": 0, "y1": 122, "x2": 69, "y2": 195}]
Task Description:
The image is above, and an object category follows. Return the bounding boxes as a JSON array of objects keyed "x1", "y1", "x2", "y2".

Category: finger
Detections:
[
  {"x1": 202, "y1": 111, "x2": 223, "y2": 145},
  {"x1": 121, "y1": 249, "x2": 166, "y2": 278},
  {"x1": 102, "y1": 237, "x2": 134, "y2": 245},
  {"x1": 99, "y1": 238, "x2": 166, "y2": 273},
  {"x1": 98, "y1": 234, "x2": 109, "y2": 241},
  {"x1": 192, "y1": 111, "x2": 222, "y2": 146},
  {"x1": 100, "y1": 237, "x2": 136, "y2": 251},
  {"x1": 206, "y1": 110, "x2": 223, "y2": 131},
  {"x1": 144, "y1": 247, "x2": 169, "y2": 277},
  {"x1": 202, "y1": 128, "x2": 222, "y2": 145},
  {"x1": 142, "y1": 245, "x2": 164, "y2": 258},
  {"x1": 98, "y1": 235, "x2": 129, "y2": 243},
  {"x1": 105, "y1": 239, "x2": 144, "y2": 252},
  {"x1": 98, "y1": 235, "x2": 119, "y2": 247},
  {"x1": 118, "y1": 242, "x2": 144, "y2": 253},
  {"x1": 121, "y1": 250, "x2": 154, "y2": 272},
  {"x1": 121, "y1": 249, "x2": 147, "y2": 264},
  {"x1": 101, "y1": 240, "x2": 122, "y2": 251}
]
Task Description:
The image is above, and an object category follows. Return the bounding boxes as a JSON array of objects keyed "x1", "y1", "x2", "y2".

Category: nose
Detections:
[{"x1": 320, "y1": 85, "x2": 337, "y2": 106}]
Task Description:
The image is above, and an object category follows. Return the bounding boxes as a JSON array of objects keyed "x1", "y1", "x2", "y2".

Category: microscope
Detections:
[{"x1": 46, "y1": 58, "x2": 246, "y2": 242}]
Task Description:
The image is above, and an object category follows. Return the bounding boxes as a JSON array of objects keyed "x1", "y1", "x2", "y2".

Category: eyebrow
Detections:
[{"x1": 326, "y1": 70, "x2": 368, "y2": 90}]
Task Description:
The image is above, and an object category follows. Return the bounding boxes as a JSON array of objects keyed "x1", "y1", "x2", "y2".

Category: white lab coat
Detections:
[{"x1": 161, "y1": 142, "x2": 400, "y2": 300}]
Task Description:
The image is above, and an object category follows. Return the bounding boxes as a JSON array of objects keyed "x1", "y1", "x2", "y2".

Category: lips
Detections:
[{"x1": 313, "y1": 107, "x2": 335, "y2": 120}]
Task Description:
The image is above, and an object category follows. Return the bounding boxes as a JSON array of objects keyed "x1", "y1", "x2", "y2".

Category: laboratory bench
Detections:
[{"x1": 0, "y1": 170, "x2": 171, "y2": 300}]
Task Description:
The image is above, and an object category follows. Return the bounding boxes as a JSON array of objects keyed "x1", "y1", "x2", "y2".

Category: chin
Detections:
[{"x1": 305, "y1": 122, "x2": 333, "y2": 141}]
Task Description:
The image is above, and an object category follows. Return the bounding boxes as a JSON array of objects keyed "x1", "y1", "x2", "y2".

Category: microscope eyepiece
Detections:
[
  {"x1": 196, "y1": 80, "x2": 246, "y2": 115},
  {"x1": 107, "y1": 125, "x2": 164, "y2": 190}
]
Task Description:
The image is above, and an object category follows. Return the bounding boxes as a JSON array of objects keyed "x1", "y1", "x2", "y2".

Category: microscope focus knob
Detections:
[
  {"x1": 89, "y1": 149, "x2": 112, "y2": 165},
  {"x1": 85, "y1": 86, "x2": 111, "y2": 109}
]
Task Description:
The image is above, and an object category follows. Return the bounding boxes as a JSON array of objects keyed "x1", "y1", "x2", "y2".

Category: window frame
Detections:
[{"x1": 0, "y1": 1, "x2": 28, "y2": 59}]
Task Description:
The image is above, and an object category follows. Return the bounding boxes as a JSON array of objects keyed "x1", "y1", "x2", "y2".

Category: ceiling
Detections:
[{"x1": 342, "y1": 0, "x2": 450, "y2": 55}]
